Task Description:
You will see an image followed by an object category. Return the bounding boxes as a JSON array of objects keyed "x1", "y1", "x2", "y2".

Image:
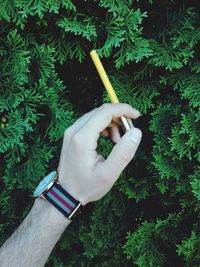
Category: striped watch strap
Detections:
[{"x1": 44, "y1": 182, "x2": 81, "y2": 219}]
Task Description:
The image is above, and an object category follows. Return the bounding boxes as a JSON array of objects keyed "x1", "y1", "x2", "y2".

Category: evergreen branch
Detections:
[
  {"x1": 57, "y1": 14, "x2": 97, "y2": 41},
  {"x1": 97, "y1": 15, "x2": 125, "y2": 58},
  {"x1": 0, "y1": 0, "x2": 25, "y2": 28},
  {"x1": 45, "y1": 32, "x2": 86, "y2": 63},
  {"x1": 177, "y1": 231, "x2": 200, "y2": 262},
  {"x1": 3, "y1": 137, "x2": 55, "y2": 189},
  {"x1": 190, "y1": 167, "x2": 200, "y2": 201},
  {"x1": 0, "y1": 110, "x2": 32, "y2": 153},
  {"x1": 15, "y1": 0, "x2": 76, "y2": 18},
  {"x1": 99, "y1": 0, "x2": 133, "y2": 17},
  {"x1": 124, "y1": 214, "x2": 180, "y2": 266},
  {"x1": 149, "y1": 40, "x2": 194, "y2": 71},
  {"x1": 113, "y1": 10, "x2": 152, "y2": 67}
]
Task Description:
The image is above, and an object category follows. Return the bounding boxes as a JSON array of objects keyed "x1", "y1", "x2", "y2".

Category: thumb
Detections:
[{"x1": 102, "y1": 127, "x2": 142, "y2": 182}]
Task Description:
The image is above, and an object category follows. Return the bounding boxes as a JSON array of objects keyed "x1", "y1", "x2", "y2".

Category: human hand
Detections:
[{"x1": 58, "y1": 103, "x2": 142, "y2": 206}]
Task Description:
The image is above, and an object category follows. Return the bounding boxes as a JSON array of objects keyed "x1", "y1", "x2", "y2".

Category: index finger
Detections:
[{"x1": 79, "y1": 103, "x2": 140, "y2": 146}]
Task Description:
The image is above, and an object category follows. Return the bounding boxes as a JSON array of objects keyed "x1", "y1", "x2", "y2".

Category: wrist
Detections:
[
  {"x1": 34, "y1": 197, "x2": 71, "y2": 229},
  {"x1": 57, "y1": 171, "x2": 84, "y2": 206},
  {"x1": 33, "y1": 170, "x2": 82, "y2": 220}
]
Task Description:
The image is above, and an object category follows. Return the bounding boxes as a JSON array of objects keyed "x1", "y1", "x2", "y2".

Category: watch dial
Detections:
[{"x1": 33, "y1": 171, "x2": 57, "y2": 197}]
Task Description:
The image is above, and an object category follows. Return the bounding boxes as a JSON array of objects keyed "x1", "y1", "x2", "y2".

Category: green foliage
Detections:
[
  {"x1": 99, "y1": 0, "x2": 133, "y2": 17},
  {"x1": 176, "y1": 231, "x2": 200, "y2": 267},
  {"x1": 97, "y1": 15, "x2": 125, "y2": 58},
  {"x1": 79, "y1": 190, "x2": 128, "y2": 264},
  {"x1": 57, "y1": 14, "x2": 97, "y2": 41},
  {"x1": 149, "y1": 7, "x2": 200, "y2": 71},
  {"x1": 124, "y1": 214, "x2": 180, "y2": 267},
  {"x1": 117, "y1": 174, "x2": 151, "y2": 203},
  {"x1": 0, "y1": 0, "x2": 200, "y2": 266},
  {"x1": 190, "y1": 166, "x2": 200, "y2": 201}
]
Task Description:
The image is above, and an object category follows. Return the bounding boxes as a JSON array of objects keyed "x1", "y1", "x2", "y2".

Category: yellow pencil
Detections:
[{"x1": 90, "y1": 50, "x2": 134, "y2": 131}]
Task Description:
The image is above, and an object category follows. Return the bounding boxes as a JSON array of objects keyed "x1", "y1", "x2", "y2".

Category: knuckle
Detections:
[
  {"x1": 71, "y1": 132, "x2": 82, "y2": 146},
  {"x1": 101, "y1": 103, "x2": 110, "y2": 111},
  {"x1": 120, "y1": 102, "x2": 131, "y2": 110},
  {"x1": 123, "y1": 103, "x2": 131, "y2": 108},
  {"x1": 64, "y1": 128, "x2": 72, "y2": 137}
]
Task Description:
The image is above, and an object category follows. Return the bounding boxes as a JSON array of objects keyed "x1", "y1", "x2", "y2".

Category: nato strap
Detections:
[{"x1": 44, "y1": 182, "x2": 81, "y2": 219}]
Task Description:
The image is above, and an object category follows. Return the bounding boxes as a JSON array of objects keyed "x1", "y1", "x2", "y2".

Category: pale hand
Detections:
[{"x1": 58, "y1": 103, "x2": 142, "y2": 206}]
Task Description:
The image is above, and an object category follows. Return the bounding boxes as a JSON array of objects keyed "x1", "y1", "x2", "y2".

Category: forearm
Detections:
[{"x1": 0, "y1": 198, "x2": 71, "y2": 267}]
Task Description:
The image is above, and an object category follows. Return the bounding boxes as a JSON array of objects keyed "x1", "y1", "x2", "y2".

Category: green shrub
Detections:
[{"x1": 0, "y1": 0, "x2": 200, "y2": 266}]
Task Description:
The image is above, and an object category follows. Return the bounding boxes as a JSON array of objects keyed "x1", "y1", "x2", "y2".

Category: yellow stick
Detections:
[
  {"x1": 90, "y1": 50, "x2": 134, "y2": 131},
  {"x1": 90, "y1": 50, "x2": 119, "y2": 103}
]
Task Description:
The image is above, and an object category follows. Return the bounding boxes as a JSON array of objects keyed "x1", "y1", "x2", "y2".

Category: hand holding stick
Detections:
[{"x1": 90, "y1": 50, "x2": 134, "y2": 132}]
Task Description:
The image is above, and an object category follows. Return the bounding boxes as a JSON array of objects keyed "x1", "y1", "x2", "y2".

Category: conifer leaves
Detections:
[
  {"x1": 31, "y1": 45, "x2": 56, "y2": 81},
  {"x1": 190, "y1": 167, "x2": 200, "y2": 201},
  {"x1": 169, "y1": 8, "x2": 200, "y2": 50},
  {"x1": 0, "y1": 0, "x2": 25, "y2": 27},
  {"x1": 177, "y1": 231, "x2": 200, "y2": 263},
  {"x1": 149, "y1": 103, "x2": 186, "y2": 192},
  {"x1": 0, "y1": 30, "x2": 30, "y2": 111},
  {"x1": 58, "y1": 14, "x2": 97, "y2": 41},
  {"x1": 79, "y1": 191, "x2": 126, "y2": 263},
  {"x1": 124, "y1": 214, "x2": 180, "y2": 266},
  {"x1": 0, "y1": 110, "x2": 32, "y2": 153},
  {"x1": 114, "y1": 35, "x2": 151, "y2": 68},
  {"x1": 97, "y1": 16, "x2": 125, "y2": 58},
  {"x1": 149, "y1": 7, "x2": 200, "y2": 71},
  {"x1": 98, "y1": 9, "x2": 152, "y2": 67},
  {"x1": 191, "y1": 60, "x2": 200, "y2": 74},
  {"x1": 47, "y1": 34, "x2": 86, "y2": 63},
  {"x1": 169, "y1": 112, "x2": 200, "y2": 161},
  {"x1": 117, "y1": 175, "x2": 150, "y2": 202},
  {"x1": 158, "y1": 72, "x2": 200, "y2": 162},
  {"x1": 22, "y1": 89, "x2": 43, "y2": 124},
  {"x1": 149, "y1": 74, "x2": 199, "y2": 203},
  {"x1": 160, "y1": 72, "x2": 200, "y2": 109},
  {"x1": 124, "y1": 221, "x2": 165, "y2": 266},
  {"x1": 149, "y1": 40, "x2": 193, "y2": 71},
  {"x1": 15, "y1": 0, "x2": 76, "y2": 19},
  {"x1": 0, "y1": 29, "x2": 75, "y2": 188},
  {"x1": 3, "y1": 137, "x2": 55, "y2": 189},
  {"x1": 99, "y1": 0, "x2": 133, "y2": 17},
  {"x1": 45, "y1": 84, "x2": 75, "y2": 142},
  {"x1": 0, "y1": 0, "x2": 76, "y2": 29},
  {"x1": 114, "y1": 10, "x2": 152, "y2": 68}
]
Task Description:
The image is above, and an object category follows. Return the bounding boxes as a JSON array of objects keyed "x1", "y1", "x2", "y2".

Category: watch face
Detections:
[{"x1": 33, "y1": 171, "x2": 57, "y2": 197}]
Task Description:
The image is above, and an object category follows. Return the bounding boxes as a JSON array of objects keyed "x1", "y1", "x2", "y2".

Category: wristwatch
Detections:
[{"x1": 33, "y1": 171, "x2": 81, "y2": 219}]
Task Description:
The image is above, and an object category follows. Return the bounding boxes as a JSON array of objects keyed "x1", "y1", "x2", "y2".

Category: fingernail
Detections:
[
  {"x1": 134, "y1": 110, "x2": 142, "y2": 117},
  {"x1": 129, "y1": 128, "x2": 142, "y2": 143}
]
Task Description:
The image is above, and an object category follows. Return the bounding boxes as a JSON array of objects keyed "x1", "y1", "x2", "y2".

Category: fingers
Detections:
[
  {"x1": 112, "y1": 117, "x2": 123, "y2": 126},
  {"x1": 98, "y1": 127, "x2": 142, "y2": 182},
  {"x1": 66, "y1": 108, "x2": 97, "y2": 136},
  {"x1": 80, "y1": 103, "x2": 140, "y2": 148},
  {"x1": 108, "y1": 124, "x2": 121, "y2": 143},
  {"x1": 101, "y1": 129, "x2": 110, "y2": 137},
  {"x1": 102, "y1": 121, "x2": 121, "y2": 143},
  {"x1": 101, "y1": 119, "x2": 122, "y2": 142}
]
